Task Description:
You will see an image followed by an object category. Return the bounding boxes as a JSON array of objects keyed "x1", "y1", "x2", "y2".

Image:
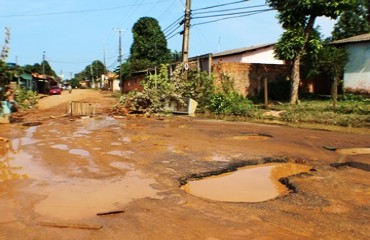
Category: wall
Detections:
[
  {"x1": 122, "y1": 74, "x2": 145, "y2": 93},
  {"x1": 343, "y1": 43, "x2": 370, "y2": 94},
  {"x1": 212, "y1": 62, "x2": 290, "y2": 97},
  {"x1": 213, "y1": 46, "x2": 284, "y2": 65}
]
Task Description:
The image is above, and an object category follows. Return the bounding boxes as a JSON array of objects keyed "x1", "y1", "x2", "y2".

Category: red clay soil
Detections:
[{"x1": 0, "y1": 89, "x2": 369, "y2": 240}]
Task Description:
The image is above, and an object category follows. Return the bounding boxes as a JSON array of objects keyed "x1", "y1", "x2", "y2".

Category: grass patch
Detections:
[{"x1": 261, "y1": 98, "x2": 370, "y2": 128}]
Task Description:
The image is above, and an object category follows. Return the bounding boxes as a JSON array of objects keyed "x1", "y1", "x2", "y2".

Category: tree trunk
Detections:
[
  {"x1": 289, "y1": 15, "x2": 317, "y2": 104},
  {"x1": 332, "y1": 75, "x2": 339, "y2": 110},
  {"x1": 290, "y1": 56, "x2": 301, "y2": 104}
]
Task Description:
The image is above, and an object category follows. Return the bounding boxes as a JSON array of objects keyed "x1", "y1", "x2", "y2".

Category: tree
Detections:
[
  {"x1": 267, "y1": 0, "x2": 350, "y2": 104},
  {"x1": 302, "y1": 43, "x2": 348, "y2": 108},
  {"x1": 0, "y1": 60, "x2": 10, "y2": 88},
  {"x1": 129, "y1": 17, "x2": 171, "y2": 72},
  {"x1": 332, "y1": 0, "x2": 370, "y2": 40},
  {"x1": 22, "y1": 61, "x2": 57, "y2": 77},
  {"x1": 76, "y1": 60, "x2": 106, "y2": 84}
]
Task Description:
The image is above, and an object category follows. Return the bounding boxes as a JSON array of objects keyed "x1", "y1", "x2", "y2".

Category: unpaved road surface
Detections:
[{"x1": 1, "y1": 89, "x2": 369, "y2": 240}]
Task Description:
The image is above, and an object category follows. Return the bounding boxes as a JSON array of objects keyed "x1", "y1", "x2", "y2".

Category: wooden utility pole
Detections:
[{"x1": 181, "y1": 0, "x2": 191, "y2": 63}]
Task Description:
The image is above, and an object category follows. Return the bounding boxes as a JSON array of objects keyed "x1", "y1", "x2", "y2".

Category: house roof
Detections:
[
  {"x1": 331, "y1": 33, "x2": 370, "y2": 45},
  {"x1": 213, "y1": 43, "x2": 275, "y2": 58}
]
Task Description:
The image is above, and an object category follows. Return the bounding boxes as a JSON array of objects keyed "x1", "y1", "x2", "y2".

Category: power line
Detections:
[
  {"x1": 192, "y1": 8, "x2": 272, "y2": 20},
  {"x1": 192, "y1": 9, "x2": 273, "y2": 27},
  {"x1": 192, "y1": 4, "x2": 267, "y2": 15},
  {"x1": 192, "y1": 0, "x2": 248, "y2": 12},
  {"x1": 0, "y1": 0, "x2": 171, "y2": 18},
  {"x1": 163, "y1": 15, "x2": 184, "y2": 34}
]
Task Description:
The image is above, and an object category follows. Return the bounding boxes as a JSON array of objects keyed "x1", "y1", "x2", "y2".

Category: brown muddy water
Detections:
[
  {"x1": 336, "y1": 148, "x2": 370, "y2": 155},
  {"x1": 0, "y1": 117, "x2": 163, "y2": 220},
  {"x1": 182, "y1": 163, "x2": 311, "y2": 203}
]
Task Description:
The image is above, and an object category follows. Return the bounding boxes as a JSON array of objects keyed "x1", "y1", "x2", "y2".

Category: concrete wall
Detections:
[
  {"x1": 343, "y1": 42, "x2": 370, "y2": 94},
  {"x1": 212, "y1": 62, "x2": 290, "y2": 97}
]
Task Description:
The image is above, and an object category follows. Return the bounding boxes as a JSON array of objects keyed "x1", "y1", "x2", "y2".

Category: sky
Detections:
[{"x1": 0, "y1": 0, "x2": 336, "y2": 80}]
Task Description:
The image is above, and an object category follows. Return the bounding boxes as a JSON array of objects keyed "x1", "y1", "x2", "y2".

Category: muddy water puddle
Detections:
[
  {"x1": 0, "y1": 116, "x2": 163, "y2": 220},
  {"x1": 33, "y1": 170, "x2": 162, "y2": 220},
  {"x1": 336, "y1": 148, "x2": 370, "y2": 155},
  {"x1": 226, "y1": 133, "x2": 272, "y2": 141},
  {"x1": 182, "y1": 163, "x2": 311, "y2": 203}
]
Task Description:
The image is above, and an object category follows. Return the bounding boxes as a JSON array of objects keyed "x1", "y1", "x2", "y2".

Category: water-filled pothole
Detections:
[
  {"x1": 22, "y1": 122, "x2": 42, "y2": 127},
  {"x1": 226, "y1": 133, "x2": 272, "y2": 141},
  {"x1": 336, "y1": 148, "x2": 370, "y2": 155},
  {"x1": 182, "y1": 163, "x2": 311, "y2": 203}
]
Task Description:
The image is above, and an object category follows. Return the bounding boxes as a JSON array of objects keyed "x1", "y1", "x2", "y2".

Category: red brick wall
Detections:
[
  {"x1": 123, "y1": 74, "x2": 145, "y2": 93},
  {"x1": 212, "y1": 62, "x2": 290, "y2": 97}
]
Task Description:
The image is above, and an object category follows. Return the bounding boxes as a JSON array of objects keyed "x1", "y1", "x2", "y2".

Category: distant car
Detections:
[{"x1": 49, "y1": 85, "x2": 62, "y2": 95}]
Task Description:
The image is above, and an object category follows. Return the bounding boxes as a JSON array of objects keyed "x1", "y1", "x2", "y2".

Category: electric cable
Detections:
[{"x1": 192, "y1": 0, "x2": 249, "y2": 12}]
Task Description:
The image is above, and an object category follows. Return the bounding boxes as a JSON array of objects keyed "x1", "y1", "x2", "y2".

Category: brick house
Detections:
[
  {"x1": 192, "y1": 43, "x2": 289, "y2": 97},
  {"x1": 123, "y1": 43, "x2": 290, "y2": 97}
]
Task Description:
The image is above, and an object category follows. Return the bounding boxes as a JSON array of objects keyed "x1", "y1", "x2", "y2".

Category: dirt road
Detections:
[{"x1": 0, "y1": 89, "x2": 369, "y2": 240}]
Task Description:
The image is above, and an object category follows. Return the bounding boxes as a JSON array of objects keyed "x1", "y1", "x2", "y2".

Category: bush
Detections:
[
  {"x1": 15, "y1": 88, "x2": 39, "y2": 109},
  {"x1": 208, "y1": 73, "x2": 254, "y2": 116},
  {"x1": 209, "y1": 92, "x2": 254, "y2": 116}
]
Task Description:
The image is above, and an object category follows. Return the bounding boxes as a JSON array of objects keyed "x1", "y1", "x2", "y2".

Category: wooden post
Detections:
[{"x1": 264, "y1": 77, "x2": 268, "y2": 109}]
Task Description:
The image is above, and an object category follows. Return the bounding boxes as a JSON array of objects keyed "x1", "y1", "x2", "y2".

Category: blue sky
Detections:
[{"x1": 0, "y1": 0, "x2": 336, "y2": 79}]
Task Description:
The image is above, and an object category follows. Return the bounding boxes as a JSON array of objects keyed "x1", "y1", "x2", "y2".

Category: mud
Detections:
[{"x1": 0, "y1": 89, "x2": 369, "y2": 240}]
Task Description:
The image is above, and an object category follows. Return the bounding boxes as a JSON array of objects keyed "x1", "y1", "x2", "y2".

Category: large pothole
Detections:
[{"x1": 181, "y1": 162, "x2": 311, "y2": 203}]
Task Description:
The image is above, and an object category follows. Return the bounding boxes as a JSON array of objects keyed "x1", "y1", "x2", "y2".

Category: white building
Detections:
[
  {"x1": 332, "y1": 33, "x2": 370, "y2": 94},
  {"x1": 212, "y1": 43, "x2": 284, "y2": 65}
]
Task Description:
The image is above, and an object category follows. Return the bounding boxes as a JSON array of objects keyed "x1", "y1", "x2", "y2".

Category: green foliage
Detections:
[
  {"x1": 207, "y1": 74, "x2": 254, "y2": 116},
  {"x1": 19, "y1": 61, "x2": 57, "y2": 77},
  {"x1": 263, "y1": 98, "x2": 370, "y2": 127},
  {"x1": 332, "y1": 0, "x2": 370, "y2": 40},
  {"x1": 129, "y1": 17, "x2": 171, "y2": 69},
  {"x1": 15, "y1": 88, "x2": 39, "y2": 109},
  {"x1": 267, "y1": 0, "x2": 351, "y2": 104},
  {"x1": 76, "y1": 60, "x2": 106, "y2": 83},
  {"x1": 69, "y1": 78, "x2": 80, "y2": 88},
  {"x1": 339, "y1": 93, "x2": 366, "y2": 101},
  {"x1": 120, "y1": 64, "x2": 181, "y2": 114},
  {"x1": 183, "y1": 70, "x2": 215, "y2": 111},
  {"x1": 118, "y1": 64, "x2": 254, "y2": 116},
  {"x1": 0, "y1": 60, "x2": 11, "y2": 87}
]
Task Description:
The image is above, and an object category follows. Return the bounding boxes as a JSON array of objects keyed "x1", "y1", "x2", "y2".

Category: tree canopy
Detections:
[
  {"x1": 75, "y1": 60, "x2": 106, "y2": 82},
  {"x1": 267, "y1": 0, "x2": 350, "y2": 104},
  {"x1": 332, "y1": 0, "x2": 370, "y2": 40},
  {"x1": 21, "y1": 61, "x2": 57, "y2": 77},
  {"x1": 129, "y1": 17, "x2": 171, "y2": 72}
]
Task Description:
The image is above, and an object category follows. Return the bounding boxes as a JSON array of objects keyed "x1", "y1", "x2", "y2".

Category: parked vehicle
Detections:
[{"x1": 49, "y1": 85, "x2": 61, "y2": 95}]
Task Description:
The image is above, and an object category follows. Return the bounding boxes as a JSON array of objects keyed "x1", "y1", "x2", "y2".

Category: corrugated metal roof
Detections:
[
  {"x1": 331, "y1": 33, "x2": 370, "y2": 45},
  {"x1": 213, "y1": 43, "x2": 275, "y2": 57}
]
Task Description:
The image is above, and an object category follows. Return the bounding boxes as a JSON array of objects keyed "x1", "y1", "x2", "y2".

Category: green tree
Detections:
[
  {"x1": 69, "y1": 78, "x2": 80, "y2": 88},
  {"x1": 319, "y1": 46, "x2": 348, "y2": 108},
  {"x1": 22, "y1": 61, "x2": 57, "y2": 77},
  {"x1": 129, "y1": 17, "x2": 171, "y2": 72},
  {"x1": 76, "y1": 60, "x2": 106, "y2": 84},
  {"x1": 332, "y1": 0, "x2": 370, "y2": 40},
  {"x1": 0, "y1": 60, "x2": 11, "y2": 88},
  {"x1": 267, "y1": 0, "x2": 350, "y2": 104}
]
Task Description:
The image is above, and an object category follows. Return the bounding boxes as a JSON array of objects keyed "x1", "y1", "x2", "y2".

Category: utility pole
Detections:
[
  {"x1": 181, "y1": 0, "x2": 191, "y2": 63},
  {"x1": 42, "y1": 51, "x2": 46, "y2": 78},
  {"x1": 114, "y1": 28, "x2": 124, "y2": 93}
]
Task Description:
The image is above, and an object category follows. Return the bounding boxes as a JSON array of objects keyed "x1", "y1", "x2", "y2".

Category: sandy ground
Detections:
[{"x1": 0, "y1": 89, "x2": 369, "y2": 240}]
